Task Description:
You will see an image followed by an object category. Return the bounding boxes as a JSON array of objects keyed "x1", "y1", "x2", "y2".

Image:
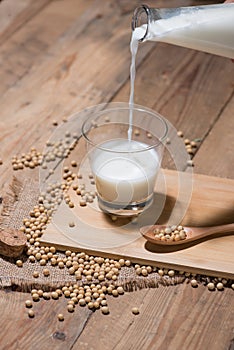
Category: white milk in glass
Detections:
[
  {"x1": 138, "y1": 4, "x2": 234, "y2": 58},
  {"x1": 92, "y1": 140, "x2": 159, "y2": 205},
  {"x1": 89, "y1": 15, "x2": 164, "y2": 212},
  {"x1": 90, "y1": 23, "x2": 160, "y2": 209}
]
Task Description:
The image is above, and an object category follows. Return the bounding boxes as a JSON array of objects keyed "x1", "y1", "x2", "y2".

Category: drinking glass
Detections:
[{"x1": 82, "y1": 103, "x2": 168, "y2": 216}]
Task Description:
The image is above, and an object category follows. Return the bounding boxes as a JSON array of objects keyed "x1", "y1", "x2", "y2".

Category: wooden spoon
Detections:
[{"x1": 140, "y1": 223, "x2": 234, "y2": 246}]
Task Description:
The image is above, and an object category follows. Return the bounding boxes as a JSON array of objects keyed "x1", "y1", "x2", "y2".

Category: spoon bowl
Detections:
[{"x1": 140, "y1": 223, "x2": 234, "y2": 246}]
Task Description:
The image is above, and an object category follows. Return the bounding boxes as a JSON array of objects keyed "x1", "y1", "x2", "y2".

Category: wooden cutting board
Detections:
[{"x1": 41, "y1": 169, "x2": 234, "y2": 279}]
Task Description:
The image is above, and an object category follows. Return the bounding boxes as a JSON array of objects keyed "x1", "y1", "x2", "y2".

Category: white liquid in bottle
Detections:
[{"x1": 141, "y1": 4, "x2": 234, "y2": 58}]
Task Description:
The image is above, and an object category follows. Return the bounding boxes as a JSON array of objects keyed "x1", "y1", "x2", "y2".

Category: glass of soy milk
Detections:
[{"x1": 82, "y1": 103, "x2": 168, "y2": 217}]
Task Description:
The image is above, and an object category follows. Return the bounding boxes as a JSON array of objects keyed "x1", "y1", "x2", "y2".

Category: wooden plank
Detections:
[
  {"x1": 74, "y1": 285, "x2": 234, "y2": 350},
  {"x1": 0, "y1": 0, "x2": 52, "y2": 45},
  {"x1": 41, "y1": 170, "x2": 234, "y2": 279},
  {"x1": 0, "y1": 0, "x2": 33, "y2": 37},
  {"x1": 0, "y1": 0, "x2": 94, "y2": 96},
  {"x1": 116, "y1": 0, "x2": 198, "y2": 14},
  {"x1": 101, "y1": 43, "x2": 234, "y2": 350},
  {"x1": 0, "y1": 0, "x2": 233, "y2": 349},
  {"x1": 0, "y1": 1, "x2": 153, "y2": 189},
  {"x1": 0, "y1": 289, "x2": 92, "y2": 349},
  {"x1": 70, "y1": 2, "x2": 234, "y2": 349},
  {"x1": 115, "y1": 0, "x2": 216, "y2": 15},
  {"x1": 112, "y1": 44, "x2": 234, "y2": 143},
  {"x1": 74, "y1": 284, "x2": 234, "y2": 350},
  {"x1": 3, "y1": 285, "x2": 232, "y2": 350},
  {"x1": 0, "y1": 2, "x2": 153, "y2": 347},
  {"x1": 111, "y1": 32, "x2": 234, "y2": 170},
  {"x1": 0, "y1": 0, "x2": 31, "y2": 36},
  {"x1": 195, "y1": 94, "x2": 234, "y2": 179}
]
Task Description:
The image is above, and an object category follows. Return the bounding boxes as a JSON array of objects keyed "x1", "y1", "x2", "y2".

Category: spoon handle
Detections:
[{"x1": 195, "y1": 223, "x2": 234, "y2": 238}]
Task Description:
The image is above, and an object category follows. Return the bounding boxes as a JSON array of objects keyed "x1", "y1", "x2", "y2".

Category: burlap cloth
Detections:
[
  {"x1": 0, "y1": 174, "x2": 185, "y2": 292},
  {"x1": 0, "y1": 106, "x2": 190, "y2": 293}
]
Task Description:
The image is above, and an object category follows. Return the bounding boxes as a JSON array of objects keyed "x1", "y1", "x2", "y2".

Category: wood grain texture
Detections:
[
  {"x1": 0, "y1": 0, "x2": 52, "y2": 45},
  {"x1": 112, "y1": 43, "x2": 234, "y2": 163},
  {"x1": 0, "y1": 289, "x2": 92, "y2": 350},
  {"x1": 0, "y1": 0, "x2": 153, "y2": 189},
  {"x1": 195, "y1": 94, "x2": 234, "y2": 178},
  {"x1": 105, "y1": 18, "x2": 234, "y2": 349},
  {"x1": 116, "y1": 0, "x2": 197, "y2": 14},
  {"x1": 41, "y1": 170, "x2": 234, "y2": 279},
  {"x1": 0, "y1": 0, "x2": 94, "y2": 96},
  {"x1": 0, "y1": 0, "x2": 233, "y2": 349},
  {"x1": 73, "y1": 2, "x2": 234, "y2": 349},
  {"x1": 74, "y1": 285, "x2": 234, "y2": 350}
]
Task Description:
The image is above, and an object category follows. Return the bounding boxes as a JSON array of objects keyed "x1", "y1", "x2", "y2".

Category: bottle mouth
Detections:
[{"x1": 131, "y1": 4, "x2": 150, "y2": 41}]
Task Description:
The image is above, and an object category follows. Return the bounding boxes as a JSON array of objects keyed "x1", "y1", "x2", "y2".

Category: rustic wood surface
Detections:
[
  {"x1": 41, "y1": 170, "x2": 234, "y2": 279},
  {"x1": 0, "y1": 1, "x2": 233, "y2": 349}
]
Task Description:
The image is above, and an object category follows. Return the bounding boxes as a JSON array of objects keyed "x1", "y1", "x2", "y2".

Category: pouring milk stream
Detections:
[
  {"x1": 132, "y1": 3, "x2": 234, "y2": 58},
  {"x1": 128, "y1": 3, "x2": 234, "y2": 139},
  {"x1": 88, "y1": 4, "x2": 234, "y2": 216}
]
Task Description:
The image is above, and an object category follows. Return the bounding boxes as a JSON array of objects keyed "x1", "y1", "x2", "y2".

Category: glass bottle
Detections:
[{"x1": 132, "y1": 3, "x2": 234, "y2": 59}]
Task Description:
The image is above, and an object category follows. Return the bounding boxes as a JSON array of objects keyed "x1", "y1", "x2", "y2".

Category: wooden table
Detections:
[{"x1": 0, "y1": 0, "x2": 233, "y2": 349}]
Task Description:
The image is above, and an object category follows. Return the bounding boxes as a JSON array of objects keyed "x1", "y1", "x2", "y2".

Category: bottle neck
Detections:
[
  {"x1": 132, "y1": 5, "x2": 180, "y2": 42},
  {"x1": 132, "y1": 5, "x2": 150, "y2": 42},
  {"x1": 132, "y1": 4, "x2": 234, "y2": 59}
]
